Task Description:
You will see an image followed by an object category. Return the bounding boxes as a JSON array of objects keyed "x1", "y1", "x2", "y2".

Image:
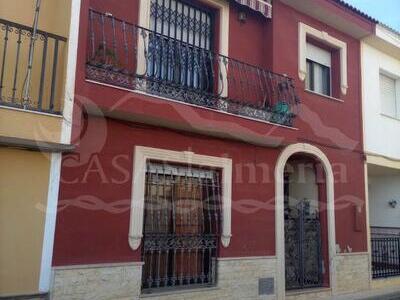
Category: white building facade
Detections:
[{"x1": 362, "y1": 24, "x2": 400, "y2": 291}]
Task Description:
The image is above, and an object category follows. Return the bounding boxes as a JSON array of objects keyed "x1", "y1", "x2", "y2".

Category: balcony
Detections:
[
  {"x1": 86, "y1": 10, "x2": 300, "y2": 127},
  {"x1": 0, "y1": 18, "x2": 67, "y2": 115}
]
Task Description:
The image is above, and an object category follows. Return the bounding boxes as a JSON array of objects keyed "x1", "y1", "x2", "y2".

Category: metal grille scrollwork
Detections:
[
  {"x1": 142, "y1": 162, "x2": 221, "y2": 293},
  {"x1": 285, "y1": 200, "x2": 323, "y2": 290}
]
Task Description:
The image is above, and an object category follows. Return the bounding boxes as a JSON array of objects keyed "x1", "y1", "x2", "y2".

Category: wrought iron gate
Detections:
[{"x1": 285, "y1": 200, "x2": 323, "y2": 290}]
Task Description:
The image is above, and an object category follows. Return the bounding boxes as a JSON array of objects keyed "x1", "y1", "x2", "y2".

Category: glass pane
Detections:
[
  {"x1": 321, "y1": 65, "x2": 330, "y2": 96},
  {"x1": 306, "y1": 60, "x2": 312, "y2": 91},
  {"x1": 312, "y1": 63, "x2": 330, "y2": 96}
]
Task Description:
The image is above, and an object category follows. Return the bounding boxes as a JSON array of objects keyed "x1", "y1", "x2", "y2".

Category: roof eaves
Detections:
[
  {"x1": 332, "y1": 0, "x2": 378, "y2": 24},
  {"x1": 378, "y1": 22, "x2": 400, "y2": 37}
]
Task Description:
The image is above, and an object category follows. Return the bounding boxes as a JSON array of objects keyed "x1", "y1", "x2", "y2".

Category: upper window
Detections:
[
  {"x1": 147, "y1": 0, "x2": 215, "y2": 92},
  {"x1": 298, "y1": 23, "x2": 348, "y2": 96},
  {"x1": 150, "y1": 0, "x2": 213, "y2": 50},
  {"x1": 305, "y1": 43, "x2": 331, "y2": 97},
  {"x1": 380, "y1": 73, "x2": 399, "y2": 119}
]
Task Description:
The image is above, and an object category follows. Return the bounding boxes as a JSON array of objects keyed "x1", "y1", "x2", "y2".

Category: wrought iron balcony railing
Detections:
[
  {"x1": 86, "y1": 10, "x2": 300, "y2": 126},
  {"x1": 371, "y1": 236, "x2": 400, "y2": 279},
  {"x1": 0, "y1": 19, "x2": 67, "y2": 114}
]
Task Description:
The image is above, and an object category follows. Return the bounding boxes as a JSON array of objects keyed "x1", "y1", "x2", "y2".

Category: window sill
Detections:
[
  {"x1": 140, "y1": 286, "x2": 220, "y2": 298},
  {"x1": 304, "y1": 89, "x2": 344, "y2": 103},
  {"x1": 380, "y1": 113, "x2": 400, "y2": 122}
]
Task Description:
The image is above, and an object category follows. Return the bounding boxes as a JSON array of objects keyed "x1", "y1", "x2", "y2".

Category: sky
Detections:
[{"x1": 343, "y1": 0, "x2": 400, "y2": 31}]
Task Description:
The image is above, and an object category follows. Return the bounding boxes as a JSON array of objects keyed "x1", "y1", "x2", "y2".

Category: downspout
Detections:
[{"x1": 22, "y1": 0, "x2": 42, "y2": 108}]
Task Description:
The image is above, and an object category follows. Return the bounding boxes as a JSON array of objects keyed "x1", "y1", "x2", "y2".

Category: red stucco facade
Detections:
[{"x1": 53, "y1": 0, "x2": 373, "y2": 268}]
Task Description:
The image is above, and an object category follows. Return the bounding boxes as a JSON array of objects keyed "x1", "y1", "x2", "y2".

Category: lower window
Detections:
[{"x1": 142, "y1": 162, "x2": 221, "y2": 293}]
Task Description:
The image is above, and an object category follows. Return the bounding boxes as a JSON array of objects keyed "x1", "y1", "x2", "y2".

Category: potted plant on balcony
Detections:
[{"x1": 93, "y1": 44, "x2": 121, "y2": 69}]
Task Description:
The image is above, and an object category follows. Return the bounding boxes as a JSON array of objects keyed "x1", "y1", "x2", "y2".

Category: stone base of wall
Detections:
[
  {"x1": 51, "y1": 263, "x2": 143, "y2": 300},
  {"x1": 0, "y1": 293, "x2": 48, "y2": 300},
  {"x1": 51, "y1": 253, "x2": 385, "y2": 300},
  {"x1": 335, "y1": 253, "x2": 370, "y2": 295},
  {"x1": 286, "y1": 288, "x2": 332, "y2": 300},
  {"x1": 372, "y1": 276, "x2": 400, "y2": 290},
  {"x1": 51, "y1": 257, "x2": 277, "y2": 300}
]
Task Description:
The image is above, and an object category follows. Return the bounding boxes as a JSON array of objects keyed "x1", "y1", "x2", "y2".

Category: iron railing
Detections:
[
  {"x1": 0, "y1": 19, "x2": 67, "y2": 114},
  {"x1": 142, "y1": 162, "x2": 221, "y2": 293},
  {"x1": 371, "y1": 237, "x2": 400, "y2": 279},
  {"x1": 86, "y1": 10, "x2": 300, "y2": 126}
]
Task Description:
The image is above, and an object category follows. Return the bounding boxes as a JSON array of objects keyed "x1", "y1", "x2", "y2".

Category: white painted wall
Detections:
[
  {"x1": 369, "y1": 175, "x2": 400, "y2": 228},
  {"x1": 362, "y1": 42, "x2": 400, "y2": 159}
]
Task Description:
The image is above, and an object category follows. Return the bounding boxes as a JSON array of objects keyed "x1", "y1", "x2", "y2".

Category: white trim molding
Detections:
[
  {"x1": 61, "y1": 0, "x2": 81, "y2": 144},
  {"x1": 275, "y1": 143, "x2": 337, "y2": 300},
  {"x1": 299, "y1": 22, "x2": 348, "y2": 95},
  {"x1": 129, "y1": 146, "x2": 233, "y2": 250},
  {"x1": 39, "y1": 153, "x2": 62, "y2": 292}
]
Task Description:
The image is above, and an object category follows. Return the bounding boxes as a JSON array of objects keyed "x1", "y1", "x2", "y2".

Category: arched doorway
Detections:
[
  {"x1": 275, "y1": 144, "x2": 336, "y2": 300},
  {"x1": 284, "y1": 155, "x2": 327, "y2": 290}
]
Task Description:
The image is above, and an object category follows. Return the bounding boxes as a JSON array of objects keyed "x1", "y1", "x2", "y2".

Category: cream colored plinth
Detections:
[
  {"x1": 52, "y1": 263, "x2": 143, "y2": 300},
  {"x1": 286, "y1": 288, "x2": 332, "y2": 300},
  {"x1": 335, "y1": 253, "x2": 370, "y2": 295},
  {"x1": 372, "y1": 276, "x2": 400, "y2": 290},
  {"x1": 51, "y1": 257, "x2": 277, "y2": 300}
]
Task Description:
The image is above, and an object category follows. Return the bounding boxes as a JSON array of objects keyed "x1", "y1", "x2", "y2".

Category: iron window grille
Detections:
[
  {"x1": 148, "y1": 0, "x2": 214, "y2": 94},
  {"x1": 142, "y1": 162, "x2": 222, "y2": 293}
]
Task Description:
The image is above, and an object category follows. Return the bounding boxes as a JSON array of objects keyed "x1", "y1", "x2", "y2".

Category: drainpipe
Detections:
[{"x1": 22, "y1": 0, "x2": 42, "y2": 108}]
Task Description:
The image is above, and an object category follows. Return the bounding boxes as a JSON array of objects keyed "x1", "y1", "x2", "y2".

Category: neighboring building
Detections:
[
  {"x1": 50, "y1": 0, "x2": 379, "y2": 299},
  {"x1": 362, "y1": 24, "x2": 400, "y2": 290},
  {"x1": 0, "y1": 0, "x2": 80, "y2": 298}
]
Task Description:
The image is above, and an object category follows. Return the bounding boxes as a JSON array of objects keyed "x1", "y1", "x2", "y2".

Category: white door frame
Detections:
[{"x1": 275, "y1": 143, "x2": 337, "y2": 300}]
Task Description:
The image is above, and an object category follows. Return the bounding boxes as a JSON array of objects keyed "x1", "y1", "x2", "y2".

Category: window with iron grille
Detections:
[
  {"x1": 142, "y1": 162, "x2": 222, "y2": 292},
  {"x1": 147, "y1": 0, "x2": 215, "y2": 93}
]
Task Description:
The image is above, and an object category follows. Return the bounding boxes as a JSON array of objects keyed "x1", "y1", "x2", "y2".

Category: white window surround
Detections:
[
  {"x1": 129, "y1": 146, "x2": 233, "y2": 250},
  {"x1": 137, "y1": 0, "x2": 230, "y2": 97},
  {"x1": 299, "y1": 22, "x2": 348, "y2": 95}
]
